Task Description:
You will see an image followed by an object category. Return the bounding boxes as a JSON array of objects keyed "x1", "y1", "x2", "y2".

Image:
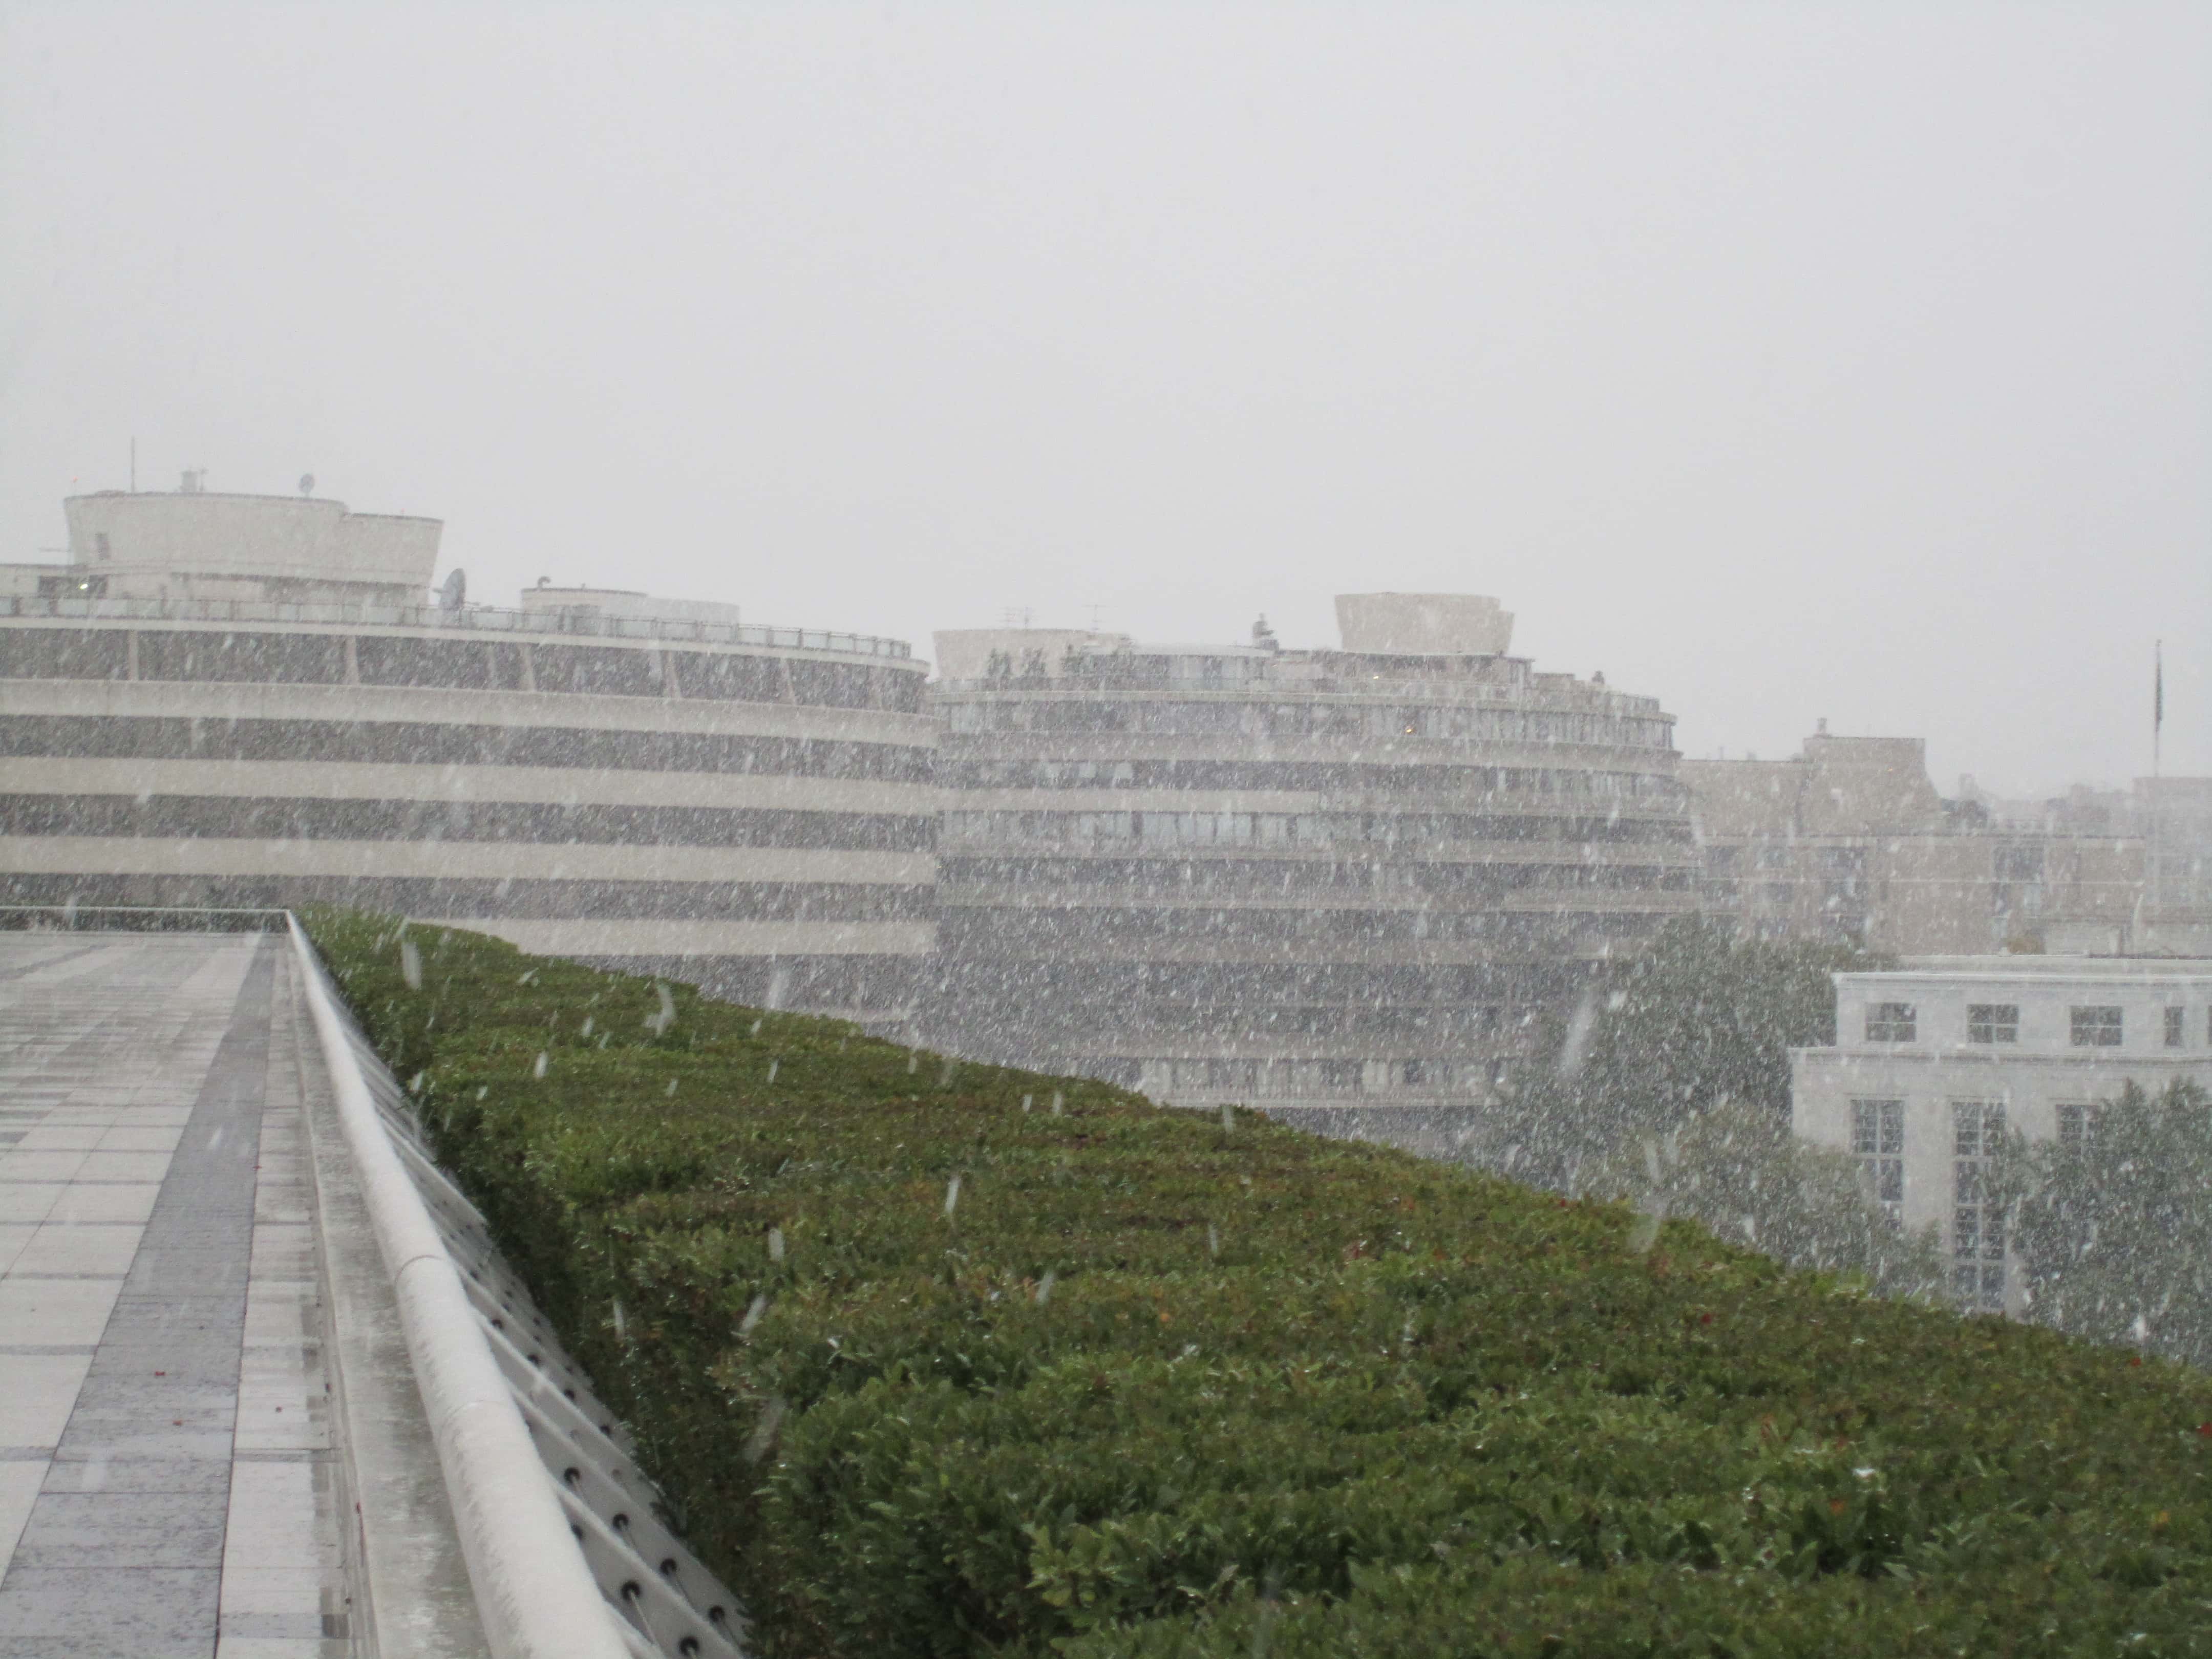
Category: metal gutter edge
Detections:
[{"x1": 287, "y1": 915, "x2": 635, "y2": 1659}]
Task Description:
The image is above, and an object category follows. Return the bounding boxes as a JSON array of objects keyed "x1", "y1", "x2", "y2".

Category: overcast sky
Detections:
[{"x1": 3, "y1": 3, "x2": 2204, "y2": 794}]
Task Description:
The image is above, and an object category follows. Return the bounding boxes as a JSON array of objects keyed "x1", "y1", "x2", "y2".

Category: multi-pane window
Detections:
[
  {"x1": 1952, "y1": 1101, "x2": 2006, "y2": 1311},
  {"x1": 1967, "y1": 1004, "x2": 2019, "y2": 1044},
  {"x1": 2165, "y1": 1007, "x2": 2186, "y2": 1048},
  {"x1": 2056, "y1": 1103, "x2": 2098, "y2": 1150},
  {"x1": 1865, "y1": 1003, "x2": 1917, "y2": 1043},
  {"x1": 2069, "y1": 1006, "x2": 2123, "y2": 1047},
  {"x1": 1851, "y1": 1098, "x2": 1905, "y2": 1222}
]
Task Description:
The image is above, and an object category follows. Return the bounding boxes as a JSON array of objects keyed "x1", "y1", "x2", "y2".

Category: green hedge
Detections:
[{"x1": 305, "y1": 912, "x2": 2212, "y2": 1658}]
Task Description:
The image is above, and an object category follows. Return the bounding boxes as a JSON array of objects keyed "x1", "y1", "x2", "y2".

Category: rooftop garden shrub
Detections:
[{"x1": 303, "y1": 909, "x2": 2212, "y2": 1659}]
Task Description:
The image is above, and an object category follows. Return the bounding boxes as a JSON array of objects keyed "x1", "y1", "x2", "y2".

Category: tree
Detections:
[
  {"x1": 1582, "y1": 1096, "x2": 1945, "y2": 1301},
  {"x1": 1995, "y1": 1078, "x2": 2212, "y2": 1367},
  {"x1": 1485, "y1": 917, "x2": 1890, "y2": 1193}
]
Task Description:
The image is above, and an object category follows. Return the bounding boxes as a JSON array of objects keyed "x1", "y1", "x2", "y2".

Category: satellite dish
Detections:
[
  {"x1": 299, "y1": 473, "x2": 315, "y2": 497},
  {"x1": 437, "y1": 568, "x2": 467, "y2": 611}
]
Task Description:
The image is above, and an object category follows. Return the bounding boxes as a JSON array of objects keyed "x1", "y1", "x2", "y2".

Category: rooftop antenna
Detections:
[
  {"x1": 1001, "y1": 606, "x2": 1033, "y2": 628},
  {"x1": 1084, "y1": 602, "x2": 1103, "y2": 633},
  {"x1": 437, "y1": 568, "x2": 467, "y2": 612},
  {"x1": 130, "y1": 437, "x2": 135, "y2": 493}
]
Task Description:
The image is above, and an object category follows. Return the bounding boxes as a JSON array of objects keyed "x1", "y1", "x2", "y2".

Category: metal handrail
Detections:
[
  {"x1": 1, "y1": 592, "x2": 913, "y2": 661},
  {"x1": 287, "y1": 917, "x2": 749, "y2": 1658},
  {"x1": 288, "y1": 917, "x2": 646, "y2": 1659}
]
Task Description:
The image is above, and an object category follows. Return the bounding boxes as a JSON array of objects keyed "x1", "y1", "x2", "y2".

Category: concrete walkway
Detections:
[{"x1": 0, "y1": 934, "x2": 350, "y2": 1657}]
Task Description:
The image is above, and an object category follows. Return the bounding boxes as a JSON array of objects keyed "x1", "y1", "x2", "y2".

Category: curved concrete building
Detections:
[
  {"x1": 1, "y1": 488, "x2": 936, "y2": 1026},
  {"x1": 925, "y1": 595, "x2": 1696, "y2": 1148}
]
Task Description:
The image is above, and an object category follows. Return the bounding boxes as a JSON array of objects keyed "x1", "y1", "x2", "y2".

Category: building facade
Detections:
[
  {"x1": 2138, "y1": 777, "x2": 2212, "y2": 955},
  {"x1": 1792, "y1": 958, "x2": 2212, "y2": 1311},
  {"x1": 0, "y1": 488, "x2": 937, "y2": 1027},
  {"x1": 924, "y1": 593, "x2": 1698, "y2": 1150},
  {"x1": 1683, "y1": 729, "x2": 2147, "y2": 954}
]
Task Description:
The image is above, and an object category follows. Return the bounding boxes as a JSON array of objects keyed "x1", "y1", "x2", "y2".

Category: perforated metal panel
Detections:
[{"x1": 336, "y1": 1019, "x2": 750, "y2": 1659}]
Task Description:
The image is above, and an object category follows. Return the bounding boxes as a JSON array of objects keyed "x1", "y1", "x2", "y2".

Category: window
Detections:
[
  {"x1": 1206, "y1": 1059, "x2": 1260, "y2": 1092},
  {"x1": 1865, "y1": 1002, "x2": 1917, "y2": 1043},
  {"x1": 1317, "y1": 1059, "x2": 1362, "y2": 1092},
  {"x1": 2164, "y1": 1007, "x2": 2185, "y2": 1049},
  {"x1": 1851, "y1": 1098, "x2": 1905, "y2": 1222},
  {"x1": 2056, "y1": 1103, "x2": 2098, "y2": 1150},
  {"x1": 2069, "y1": 1006, "x2": 2122, "y2": 1047},
  {"x1": 1967, "y1": 1004, "x2": 2018, "y2": 1045},
  {"x1": 1952, "y1": 1101, "x2": 2006, "y2": 1312},
  {"x1": 1993, "y1": 844, "x2": 2045, "y2": 882}
]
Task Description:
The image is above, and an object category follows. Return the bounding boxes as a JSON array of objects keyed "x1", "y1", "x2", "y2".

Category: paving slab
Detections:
[{"x1": 0, "y1": 935, "x2": 361, "y2": 1657}]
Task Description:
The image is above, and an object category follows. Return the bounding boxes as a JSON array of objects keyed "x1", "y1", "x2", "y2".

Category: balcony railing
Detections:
[{"x1": 2, "y1": 592, "x2": 912, "y2": 660}]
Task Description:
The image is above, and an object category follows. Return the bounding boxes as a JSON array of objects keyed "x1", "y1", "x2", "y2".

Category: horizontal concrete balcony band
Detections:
[
  {"x1": 930, "y1": 681, "x2": 1667, "y2": 706},
  {"x1": 938, "y1": 837, "x2": 1695, "y2": 863},
  {"x1": 942, "y1": 792, "x2": 1681, "y2": 818},
  {"x1": 1055, "y1": 1044, "x2": 1521, "y2": 1061},
  {"x1": 941, "y1": 892, "x2": 1696, "y2": 917},
  {"x1": 936, "y1": 889, "x2": 1689, "y2": 916},
  {"x1": 2, "y1": 793, "x2": 935, "y2": 853},
  {"x1": 1153, "y1": 1090, "x2": 1496, "y2": 1107},
  {"x1": 930, "y1": 973, "x2": 1562, "y2": 1003},
  {"x1": 4, "y1": 674, "x2": 942, "y2": 745},
  {"x1": 1, "y1": 874, "x2": 931, "y2": 928},
  {"x1": 6, "y1": 597, "x2": 917, "y2": 660},
  {"x1": 0, "y1": 834, "x2": 935, "y2": 886},
  {"x1": 938, "y1": 736, "x2": 1675, "y2": 764},
  {"x1": 917, "y1": 940, "x2": 1633, "y2": 966},
  {"x1": 951, "y1": 1019, "x2": 1527, "y2": 1043},
  {"x1": 933, "y1": 858, "x2": 1690, "y2": 885},
  {"x1": 0, "y1": 746, "x2": 933, "y2": 806},
  {"x1": 1028, "y1": 993, "x2": 1527, "y2": 1015},
  {"x1": 444, "y1": 917, "x2": 935, "y2": 958}
]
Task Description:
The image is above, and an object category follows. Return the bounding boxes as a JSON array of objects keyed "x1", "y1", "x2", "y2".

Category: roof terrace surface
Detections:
[
  {"x1": 0, "y1": 917, "x2": 748, "y2": 1658},
  {"x1": 0, "y1": 930, "x2": 374, "y2": 1654}
]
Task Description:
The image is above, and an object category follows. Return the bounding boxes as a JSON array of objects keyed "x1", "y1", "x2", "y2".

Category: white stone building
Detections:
[{"x1": 1792, "y1": 956, "x2": 2212, "y2": 1310}]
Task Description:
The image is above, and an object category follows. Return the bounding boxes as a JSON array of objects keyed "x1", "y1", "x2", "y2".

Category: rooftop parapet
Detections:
[
  {"x1": 520, "y1": 583, "x2": 747, "y2": 629},
  {"x1": 930, "y1": 631, "x2": 1651, "y2": 713},
  {"x1": 1, "y1": 589, "x2": 914, "y2": 659}
]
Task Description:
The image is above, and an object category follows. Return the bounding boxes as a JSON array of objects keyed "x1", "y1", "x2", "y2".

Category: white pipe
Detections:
[{"x1": 289, "y1": 917, "x2": 635, "y2": 1659}]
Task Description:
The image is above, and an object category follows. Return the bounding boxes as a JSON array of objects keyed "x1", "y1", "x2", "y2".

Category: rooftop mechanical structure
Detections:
[
  {"x1": 1, "y1": 485, "x2": 937, "y2": 1029},
  {"x1": 924, "y1": 593, "x2": 1697, "y2": 1152}
]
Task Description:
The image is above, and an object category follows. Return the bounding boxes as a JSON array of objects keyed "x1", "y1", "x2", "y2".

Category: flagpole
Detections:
[{"x1": 2153, "y1": 640, "x2": 2162, "y2": 780}]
